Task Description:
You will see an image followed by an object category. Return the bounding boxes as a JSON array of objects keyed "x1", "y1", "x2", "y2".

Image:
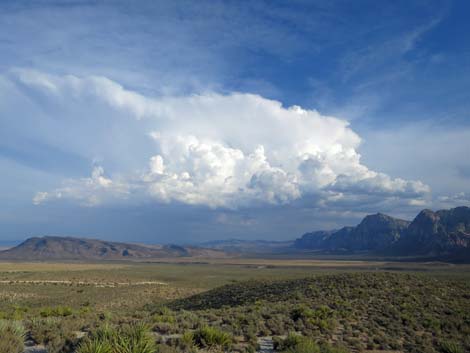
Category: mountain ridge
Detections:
[
  {"x1": 294, "y1": 206, "x2": 470, "y2": 261},
  {"x1": 2, "y1": 206, "x2": 469, "y2": 262},
  {"x1": 0, "y1": 236, "x2": 227, "y2": 260},
  {"x1": 295, "y1": 212, "x2": 411, "y2": 252},
  {"x1": 390, "y1": 206, "x2": 470, "y2": 257}
]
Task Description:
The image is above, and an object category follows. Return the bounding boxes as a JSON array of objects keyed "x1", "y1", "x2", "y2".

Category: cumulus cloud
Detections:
[
  {"x1": 33, "y1": 166, "x2": 130, "y2": 207},
  {"x1": 142, "y1": 140, "x2": 300, "y2": 208},
  {"x1": 13, "y1": 69, "x2": 430, "y2": 209}
]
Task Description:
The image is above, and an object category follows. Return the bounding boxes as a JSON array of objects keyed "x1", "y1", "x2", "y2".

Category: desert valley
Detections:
[
  {"x1": 1, "y1": 206, "x2": 469, "y2": 353},
  {"x1": 2, "y1": 1, "x2": 470, "y2": 353}
]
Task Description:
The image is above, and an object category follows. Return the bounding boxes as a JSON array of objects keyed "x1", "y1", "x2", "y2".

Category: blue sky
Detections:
[{"x1": 1, "y1": 0, "x2": 469, "y2": 244}]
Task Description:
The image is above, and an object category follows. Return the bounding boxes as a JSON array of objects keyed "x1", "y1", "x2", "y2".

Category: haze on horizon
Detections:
[{"x1": 1, "y1": 0, "x2": 469, "y2": 245}]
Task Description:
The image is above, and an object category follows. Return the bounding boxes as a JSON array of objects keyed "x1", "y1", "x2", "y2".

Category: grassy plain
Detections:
[
  {"x1": 1, "y1": 259, "x2": 469, "y2": 312},
  {"x1": 0, "y1": 259, "x2": 469, "y2": 353}
]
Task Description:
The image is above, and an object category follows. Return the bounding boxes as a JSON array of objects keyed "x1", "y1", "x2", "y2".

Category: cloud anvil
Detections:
[{"x1": 10, "y1": 70, "x2": 429, "y2": 211}]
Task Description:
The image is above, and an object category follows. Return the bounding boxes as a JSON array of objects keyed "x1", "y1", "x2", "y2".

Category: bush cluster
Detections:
[
  {"x1": 78, "y1": 323, "x2": 156, "y2": 353},
  {"x1": 0, "y1": 320, "x2": 25, "y2": 353}
]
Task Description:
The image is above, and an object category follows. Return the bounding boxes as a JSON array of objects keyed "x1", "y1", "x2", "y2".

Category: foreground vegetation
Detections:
[{"x1": 0, "y1": 260, "x2": 468, "y2": 353}]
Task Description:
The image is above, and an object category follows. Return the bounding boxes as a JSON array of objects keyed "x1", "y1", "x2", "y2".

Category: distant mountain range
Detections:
[
  {"x1": 294, "y1": 206, "x2": 470, "y2": 261},
  {"x1": 1, "y1": 206, "x2": 469, "y2": 262},
  {"x1": 199, "y1": 239, "x2": 293, "y2": 254},
  {"x1": 0, "y1": 236, "x2": 226, "y2": 260},
  {"x1": 200, "y1": 206, "x2": 470, "y2": 261}
]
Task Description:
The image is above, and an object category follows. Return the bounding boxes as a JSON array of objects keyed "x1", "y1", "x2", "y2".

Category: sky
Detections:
[{"x1": 1, "y1": 0, "x2": 469, "y2": 244}]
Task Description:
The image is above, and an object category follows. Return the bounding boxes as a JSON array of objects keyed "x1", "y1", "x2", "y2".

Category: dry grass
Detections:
[
  {"x1": 0, "y1": 259, "x2": 469, "y2": 317},
  {"x1": 0, "y1": 260, "x2": 468, "y2": 353},
  {"x1": 0, "y1": 262, "x2": 129, "y2": 272}
]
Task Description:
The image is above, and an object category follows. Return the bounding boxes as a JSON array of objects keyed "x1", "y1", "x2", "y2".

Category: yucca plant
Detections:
[
  {"x1": 0, "y1": 320, "x2": 26, "y2": 338},
  {"x1": 93, "y1": 323, "x2": 118, "y2": 342},
  {"x1": 76, "y1": 338, "x2": 113, "y2": 353},
  {"x1": 440, "y1": 341, "x2": 464, "y2": 353},
  {"x1": 193, "y1": 326, "x2": 232, "y2": 350},
  {"x1": 278, "y1": 332, "x2": 303, "y2": 350},
  {"x1": 79, "y1": 322, "x2": 156, "y2": 353},
  {"x1": 0, "y1": 320, "x2": 26, "y2": 353},
  {"x1": 277, "y1": 334, "x2": 348, "y2": 353},
  {"x1": 115, "y1": 322, "x2": 157, "y2": 353},
  {"x1": 178, "y1": 331, "x2": 198, "y2": 352},
  {"x1": 285, "y1": 339, "x2": 321, "y2": 353},
  {"x1": 181, "y1": 331, "x2": 195, "y2": 346}
]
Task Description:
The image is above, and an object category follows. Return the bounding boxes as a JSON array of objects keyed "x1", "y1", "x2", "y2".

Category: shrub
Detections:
[
  {"x1": 193, "y1": 326, "x2": 233, "y2": 349},
  {"x1": 40, "y1": 306, "x2": 74, "y2": 318},
  {"x1": 175, "y1": 331, "x2": 200, "y2": 353},
  {"x1": 153, "y1": 313, "x2": 176, "y2": 324},
  {"x1": 277, "y1": 334, "x2": 319, "y2": 353},
  {"x1": 84, "y1": 322, "x2": 156, "y2": 353},
  {"x1": 181, "y1": 331, "x2": 194, "y2": 344},
  {"x1": 291, "y1": 305, "x2": 314, "y2": 321},
  {"x1": 153, "y1": 322, "x2": 176, "y2": 335},
  {"x1": 276, "y1": 334, "x2": 349, "y2": 353},
  {"x1": 440, "y1": 341, "x2": 464, "y2": 353},
  {"x1": 0, "y1": 333, "x2": 24, "y2": 353},
  {"x1": 0, "y1": 320, "x2": 25, "y2": 353},
  {"x1": 115, "y1": 323, "x2": 157, "y2": 353},
  {"x1": 28, "y1": 317, "x2": 78, "y2": 353},
  {"x1": 0, "y1": 320, "x2": 26, "y2": 338},
  {"x1": 93, "y1": 324, "x2": 118, "y2": 342},
  {"x1": 77, "y1": 339, "x2": 113, "y2": 353}
]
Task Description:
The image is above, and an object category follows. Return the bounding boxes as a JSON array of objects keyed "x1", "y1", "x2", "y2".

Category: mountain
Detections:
[
  {"x1": 199, "y1": 239, "x2": 293, "y2": 254},
  {"x1": 0, "y1": 236, "x2": 226, "y2": 260},
  {"x1": 293, "y1": 230, "x2": 336, "y2": 249},
  {"x1": 2, "y1": 207, "x2": 469, "y2": 261},
  {"x1": 294, "y1": 206, "x2": 470, "y2": 261},
  {"x1": 327, "y1": 213, "x2": 410, "y2": 251},
  {"x1": 295, "y1": 213, "x2": 410, "y2": 252},
  {"x1": 392, "y1": 206, "x2": 470, "y2": 259}
]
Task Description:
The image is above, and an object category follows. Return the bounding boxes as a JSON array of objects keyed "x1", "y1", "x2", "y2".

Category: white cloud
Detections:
[
  {"x1": 142, "y1": 139, "x2": 301, "y2": 208},
  {"x1": 15, "y1": 69, "x2": 430, "y2": 209},
  {"x1": 33, "y1": 166, "x2": 130, "y2": 207},
  {"x1": 32, "y1": 192, "x2": 49, "y2": 206}
]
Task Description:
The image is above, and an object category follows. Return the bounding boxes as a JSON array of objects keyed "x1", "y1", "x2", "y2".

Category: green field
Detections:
[{"x1": 0, "y1": 259, "x2": 469, "y2": 353}]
